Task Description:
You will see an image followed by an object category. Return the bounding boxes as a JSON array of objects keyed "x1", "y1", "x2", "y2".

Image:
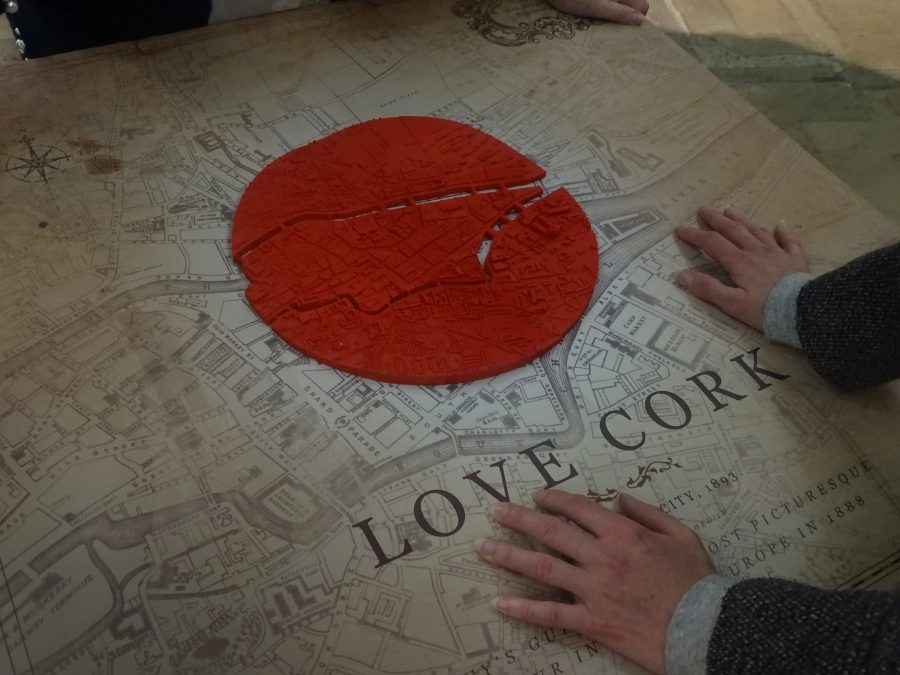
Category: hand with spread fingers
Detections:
[
  {"x1": 477, "y1": 489, "x2": 715, "y2": 675},
  {"x1": 675, "y1": 206, "x2": 810, "y2": 331},
  {"x1": 548, "y1": 0, "x2": 650, "y2": 25}
]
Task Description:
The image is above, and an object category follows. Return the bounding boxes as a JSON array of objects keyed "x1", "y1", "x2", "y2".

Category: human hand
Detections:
[
  {"x1": 548, "y1": 0, "x2": 649, "y2": 25},
  {"x1": 477, "y1": 490, "x2": 715, "y2": 675},
  {"x1": 675, "y1": 206, "x2": 809, "y2": 331}
]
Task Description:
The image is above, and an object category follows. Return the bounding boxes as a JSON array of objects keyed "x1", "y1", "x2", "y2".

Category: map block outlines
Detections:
[{"x1": 0, "y1": 1, "x2": 899, "y2": 674}]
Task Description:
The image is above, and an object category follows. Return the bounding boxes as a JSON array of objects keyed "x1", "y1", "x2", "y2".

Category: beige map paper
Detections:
[{"x1": 1, "y1": 1, "x2": 899, "y2": 673}]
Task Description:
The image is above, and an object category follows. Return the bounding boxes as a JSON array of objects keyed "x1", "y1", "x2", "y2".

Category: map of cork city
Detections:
[{"x1": 1, "y1": 1, "x2": 899, "y2": 674}]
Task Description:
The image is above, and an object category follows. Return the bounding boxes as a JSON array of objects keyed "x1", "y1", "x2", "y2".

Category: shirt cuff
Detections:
[
  {"x1": 665, "y1": 574, "x2": 736, "y2": 675},
  {"x1": 762, "y1": 272, "x2": 813, "y2": 348}
]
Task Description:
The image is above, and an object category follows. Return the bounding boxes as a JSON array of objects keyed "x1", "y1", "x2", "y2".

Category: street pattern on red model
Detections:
[{"x1": 232, "y1": 116, "x2": 598, "y2": 384}]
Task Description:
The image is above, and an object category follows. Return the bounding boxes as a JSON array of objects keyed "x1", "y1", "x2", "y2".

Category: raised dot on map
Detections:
[{"x1": 232, "y1": 116, "x2": 599, "y2": 384}]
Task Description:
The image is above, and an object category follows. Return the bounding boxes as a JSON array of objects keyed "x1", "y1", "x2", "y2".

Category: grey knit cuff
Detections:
[
  {"x1": 665, "y1": 574, "x2": 736, "y2": 675},
  {"x1": 762, "y1": 272, "x2": 813, "y2": 348}
]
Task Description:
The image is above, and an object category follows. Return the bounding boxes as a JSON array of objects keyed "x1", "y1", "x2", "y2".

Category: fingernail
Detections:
[
  {"x1": 532, "y1": 489, "x2": 547, "y2": 503},
  {"x1": 491, "y1": 597, "x2": 511, "y2": 613},
  {"x1": 489, "y1": 503, "x2": 509, "y2": 520},
  {"x1": 630, "y1": 12, "x2": 644, "y2": 25},
  {"x1": 476, "y1": 538, "x2": 496, "y2": 557},
  {"x1": 676, "y1": 271, "x2": 692, "y2": 288}
]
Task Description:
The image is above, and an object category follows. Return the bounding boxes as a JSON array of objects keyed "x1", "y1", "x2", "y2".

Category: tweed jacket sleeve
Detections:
[
  {"x1": 795, "y1": 242, "x2": 900, "y2": 389},
  {"x1": 706, "y1": 578, "x2": 900, "y2": 674}
]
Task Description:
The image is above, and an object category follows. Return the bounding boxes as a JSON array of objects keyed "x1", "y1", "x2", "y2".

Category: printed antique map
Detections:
[{"x1": 1, "y1": 1, "x2": 899, "y2": 673}]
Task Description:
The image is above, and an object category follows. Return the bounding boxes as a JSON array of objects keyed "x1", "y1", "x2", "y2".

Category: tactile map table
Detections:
[{"x1": 1, "y1": 1, "x2": 899, "y2": 674}]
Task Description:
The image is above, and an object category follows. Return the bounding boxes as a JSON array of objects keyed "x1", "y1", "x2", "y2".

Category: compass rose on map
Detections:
[{"x1": 5, "y1": 136, "x2": 70, "y2": 182}]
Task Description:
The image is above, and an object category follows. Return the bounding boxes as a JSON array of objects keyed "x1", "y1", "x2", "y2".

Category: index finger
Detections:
[
  {"x1": 722, "y1": 207, "x2": 775, "y2": 246},
  {"x1": 619, "y1": 0, "x2": 650, "y2": 14},
  {"x1": 534, "y1": 489, "x2": 622, "y2": 538},
  {"x1": 489, "y1": 500, "x2": 596, "y2": 561},
  {"x1": 675, "y1": 225, "x2": 739, "y2": 267},
  {"x1": 698, "y1": 206, "x2": 762, "y2": 251},
  {"x1": 550, "y1": 0, "x2": 645, "y2": 24}
]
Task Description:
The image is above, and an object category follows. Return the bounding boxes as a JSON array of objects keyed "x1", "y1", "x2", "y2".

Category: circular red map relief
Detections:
[{"x1": 232, "y1": 116, "x2": 598, "y2": 384}]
